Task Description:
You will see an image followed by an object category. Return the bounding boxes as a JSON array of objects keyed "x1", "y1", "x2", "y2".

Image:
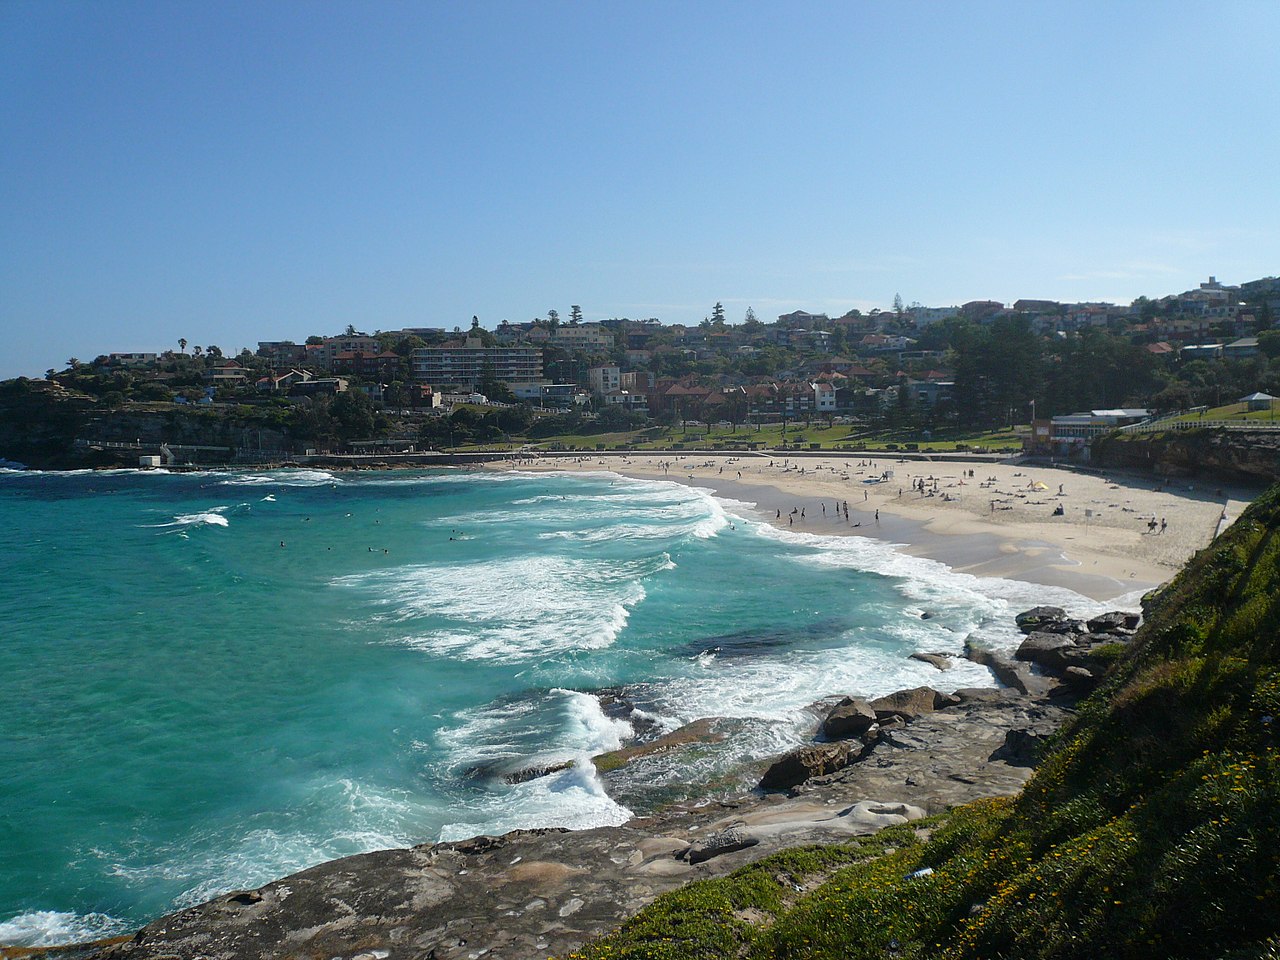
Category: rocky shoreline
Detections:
[{"x1": 17, "y1": 607, "x2": 1138, "y2": 960}]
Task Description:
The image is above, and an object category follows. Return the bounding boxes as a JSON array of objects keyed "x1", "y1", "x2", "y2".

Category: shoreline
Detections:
[
  {"x1": 487, "y1": 452, "x2": 1259, "y2": 602},
  {"x1": 5, "y1": 459, "x2": 1260, "y2": 958}
]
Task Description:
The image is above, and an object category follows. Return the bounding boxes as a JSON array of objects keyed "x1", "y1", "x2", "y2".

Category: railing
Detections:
[{"x1": 1118, "y1": 418, "x2": 1280, "y2": 434}]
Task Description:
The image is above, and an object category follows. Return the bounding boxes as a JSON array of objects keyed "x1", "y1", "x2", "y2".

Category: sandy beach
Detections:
[{"x1": 490, "y1": 452, "x2": 1260, "y2": 602}]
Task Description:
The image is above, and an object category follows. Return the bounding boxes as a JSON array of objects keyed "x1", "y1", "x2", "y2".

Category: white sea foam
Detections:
[
  {"x1": 752, "y1": 521, "x2": 1117, "y2": 654},
  {"x1": 145, "y1": 506, "x2": 232, "y2": 530},
  {"x1": 217, "y1": 469, "x2": 338, "y2": 486},
  {"x1": 341, "y1": 554, "x2": 670, "y2": 662},
  {"x1": 102, "y1": 778, "x2": 424, "y2": 913},
  {"x1": 0, "y1": 909, "x2": 131, "y2": 948},
  {"x1": 435, "y1": 689, "x2": 632, "y2": 842}
]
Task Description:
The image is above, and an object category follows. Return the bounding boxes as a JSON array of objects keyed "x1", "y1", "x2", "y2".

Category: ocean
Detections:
[{"x1": 0, "y1": 466, "x2": 1115, "y2": 947}]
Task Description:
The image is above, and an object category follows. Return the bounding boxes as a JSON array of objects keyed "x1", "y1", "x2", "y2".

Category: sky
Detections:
[{"x1": 2, "y1": 1, "x2": 1278, "y2": 379}]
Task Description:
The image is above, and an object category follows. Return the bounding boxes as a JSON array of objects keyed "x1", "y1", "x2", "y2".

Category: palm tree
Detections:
[{"x1": 178, "y1": 338, "x2": 187, "y2": 354}]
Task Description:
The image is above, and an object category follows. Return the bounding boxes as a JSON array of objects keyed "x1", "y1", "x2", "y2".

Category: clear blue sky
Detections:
[{"x1": 2, "y1": 1, "x2": 1277, "y2": 378}]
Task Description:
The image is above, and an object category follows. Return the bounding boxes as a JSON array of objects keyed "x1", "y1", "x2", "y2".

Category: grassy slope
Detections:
[{"x1": 567, "y1": 483, "x2": 1280, "y2": 960}]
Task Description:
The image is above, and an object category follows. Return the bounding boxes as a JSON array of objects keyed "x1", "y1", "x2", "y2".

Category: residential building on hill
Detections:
[
  {"x1": 589, "y1": 366, "x2": 621, "y2": 396},
  {"x1": 525, "y1": 324, "x2": 614, "y2": 351},
  {"x1": 257, "y1": 341, "x2": 308, "y2": 366},
  {"x1": 109, "y1": 352, "x2": 158, "y2": 366},
  {"x1": 313, "y1": 336, "x2": 383, "y2": 370},
  {"x1": 330, "y1": 350, "x2": 404, "y2": 380},
  {"x1": 410, "y1": 338, "x2": 543, "y2": 390}
]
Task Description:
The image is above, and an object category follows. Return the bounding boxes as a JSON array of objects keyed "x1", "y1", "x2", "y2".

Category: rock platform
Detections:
[{"x1": 43, "y1": 607, "x2": 1137, "y2": 960}]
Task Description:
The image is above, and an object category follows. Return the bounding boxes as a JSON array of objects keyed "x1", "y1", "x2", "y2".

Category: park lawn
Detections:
[
  {"x1": 452, "y1": 424, "x2": 1025, "y2": 454},
  {"x1": 1164, "y1": 401, "x2": 1280, "y2": 423}
]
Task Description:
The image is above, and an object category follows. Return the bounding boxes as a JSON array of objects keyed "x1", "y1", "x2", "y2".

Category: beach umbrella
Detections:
[{"x1": 1032, "y1": 481, "x2": 1049, "y2": 491}]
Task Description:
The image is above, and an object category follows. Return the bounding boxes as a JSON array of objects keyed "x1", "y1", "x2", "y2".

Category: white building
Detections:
[{"x1": 589, "y1": 366, "x2": 621, "y2": 396}]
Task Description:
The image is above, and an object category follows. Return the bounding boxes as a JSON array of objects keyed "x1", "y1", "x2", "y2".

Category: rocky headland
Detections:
[{"x1": 24, "y1": 607, "x2": 1142, "y2": 960}]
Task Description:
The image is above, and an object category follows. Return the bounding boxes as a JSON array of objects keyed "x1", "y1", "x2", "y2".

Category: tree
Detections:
[
  {"x1": 570, "y1": 305, "x2": 582, "y2": 325},
  {"x1": 393, "y1": 335, "x2": 426, "y2": 357},
  {"x1": 477, "y1": 361, "x2": 515, "y2": 403},
  {"x1": 1258, "y1": 330, "x2": 1280, "y2": 360},
  {"x1": 722, "y1": 388, "x2": 749, "y2": 432},
  {"x1": 178, "y1": 338, "x2": 187, "y2": 354},
  {"x1": 344, "y1": 324, "x2": 358, "y2": 336},
  {"x1": 711, "y1": 302, "x2": 727, "y2": 327},
  {"x1": 330, "y1": 390, "x2": 375, "y2": 438},
  {"x1": 547, "y1": 309, "x2": 560, "y2": 329},
  {"x1": 893, "y1": 293, "x2": 905, "y2": 319}
]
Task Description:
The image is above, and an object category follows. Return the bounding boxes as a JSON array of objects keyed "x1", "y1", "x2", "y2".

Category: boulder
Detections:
[
  {"x1": 1087, "y1": 611, "x2": 1141, "y2": 634},
  {"x1": 503, "y1": 760, "x2": 575, "y2": 785},
  {"x1": 989, "y1": 727, "x2": 1053, "y2": 767},
  {"x1": 951, "y1": 687, "x2": 1004, "y2": 703},
  {"x1": 965, "y1": 640, "x2": 1056, "y2": 697},
  {"x1": 683, "y1": 828, "x2": 759, "y2": 864},
  {"x1": 1062, "y1": 665, "x2": 1098, "y2": 691},
  {"x1": 821, "y1": 697, "x2": 878, "y2": 740},
  {"x1": 759, "y1": 742, "x2": 858, "y2": 790},
  {"x1": 1014, "y1": 631, "x2": 1078, "y2": 668},
  {"x1": 1015, "y1": 606, "x2": 1068, "y2": 634},
  {"x1": 1040, "y1": 618, "x2": 1087, "y2": 635},
  {"x1": 909, "y1": 652, "x2": 953, "y2": 671},
  {"x1": 868, "y1": 686, "x2": 959, "y2": 722}
]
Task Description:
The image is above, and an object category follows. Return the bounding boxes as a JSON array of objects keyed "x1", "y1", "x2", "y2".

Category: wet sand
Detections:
[{"x1": 490, "y1": 452, "x2": 1260, "y2": 602}]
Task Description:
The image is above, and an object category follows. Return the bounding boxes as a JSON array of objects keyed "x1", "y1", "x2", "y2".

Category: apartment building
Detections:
[{"x1": 410, "y1": 337, "x2": 543, "y2": 389}]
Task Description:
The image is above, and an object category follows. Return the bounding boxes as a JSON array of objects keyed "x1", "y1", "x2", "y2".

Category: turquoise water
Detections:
[{"x1": 0, "y1": 467, "x2": 1105, "y2": 946}]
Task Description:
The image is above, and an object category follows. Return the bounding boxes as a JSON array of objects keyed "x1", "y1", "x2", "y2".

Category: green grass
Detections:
[
  {"x1": 1164, "y1": 401, "x2": 1280, "y2": 424},
  {"x1": 450, "y1": 424, "x2": 1026, "y2": 454},
  {"x1": 562, "y1": 483, "x2": 1280, "y2": 960}
]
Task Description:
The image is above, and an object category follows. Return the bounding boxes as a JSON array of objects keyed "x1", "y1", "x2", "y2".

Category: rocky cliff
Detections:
[{"x1": 1093, "y1": 427, "x2": 1280, "y2": 484}]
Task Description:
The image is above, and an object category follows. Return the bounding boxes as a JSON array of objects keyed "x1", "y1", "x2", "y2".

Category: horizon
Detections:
[{"x1": 3, "y1": 1, "x2": 1278, "y2": 378}]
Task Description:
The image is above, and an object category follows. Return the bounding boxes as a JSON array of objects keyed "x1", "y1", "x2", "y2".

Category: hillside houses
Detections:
[{"x1": 55, "y1": 269, "x2": 1276, "y2": 433}]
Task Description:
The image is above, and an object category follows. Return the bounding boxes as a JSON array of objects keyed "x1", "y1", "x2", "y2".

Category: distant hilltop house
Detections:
[
  {"x1": 311, "y1": 336, "x2": 383, "y2": 370},
  {"x1": 289, "y1": 377, "x2": 348, "y2": 397},
  {"x1": 109, "y1": 352, "x2": 158, "y2": 366},
  {"x1": 909, "y1": 305, "x2": 960, "y2": 328},
  {"x1": 205, "y1": 360, "x2": 248, "y2": 384},
  {"x1": 776, "y1": 310, "x2": 830, "y2": 327},
  {"x1": 330, "y1": 350, "x2": 403, "y2": 380},
  {"x1": 962, "y1": 300, "x2": 1004, "y2": 319},
  {"x1": 256, "y1": 369, "x2": 313, "y2": 393},
  {"x1": 524, "y1": 323, "x2": 614, "y2": 351},
  {"x1": 859, "y1": 333, "x2": 916, "y2": 352},
  {"x1": 257, "y1": 341, "x2": 310, "y2": 366}
]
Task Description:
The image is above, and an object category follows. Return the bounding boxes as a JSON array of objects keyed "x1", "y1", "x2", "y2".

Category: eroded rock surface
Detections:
[{"x1": 64, "y1": 683, "x2": 1070, "y2": 960}]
